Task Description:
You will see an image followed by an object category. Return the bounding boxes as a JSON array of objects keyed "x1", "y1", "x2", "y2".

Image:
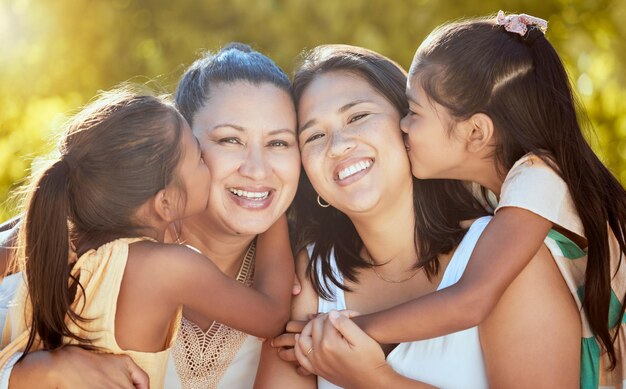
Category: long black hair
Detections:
[
  {"x1": 410, "y1": 15, "x2": 626, "y2": 368},
  {"x1": 292, "y1": 45, "x2": 487, "y2": 300}
]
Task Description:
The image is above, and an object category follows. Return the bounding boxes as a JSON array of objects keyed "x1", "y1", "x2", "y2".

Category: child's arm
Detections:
[
  {"x1": 353, "y1": 207, "x2": 552, "y2": 343},
  {"x1": 252, "y1": 213, "x2": 295, "y2": 329},
  {"x1": 154, "y1": 215, "x2": 294, "y2": 339}
]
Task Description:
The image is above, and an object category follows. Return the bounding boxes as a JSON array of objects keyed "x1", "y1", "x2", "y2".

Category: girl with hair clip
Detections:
[
  {"x1": 0, "y1": 86, "x2": 292, "y2": 388},
  {"x1": 294, "y1": 11, "x2": 625, "y2": 389}
]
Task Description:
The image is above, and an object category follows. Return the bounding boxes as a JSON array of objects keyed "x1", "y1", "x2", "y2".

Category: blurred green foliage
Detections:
[{"x1": 1, "y1": 0, "x2": 625, "y2": 220}]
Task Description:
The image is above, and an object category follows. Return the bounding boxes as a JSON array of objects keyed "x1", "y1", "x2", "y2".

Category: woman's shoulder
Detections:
[{"x1": 478, "y1": 243, "x2": 581, "y2": 387}]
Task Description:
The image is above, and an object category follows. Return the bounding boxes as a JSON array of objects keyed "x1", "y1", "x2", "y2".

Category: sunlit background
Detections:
[{"x1": 1, "y1": 0, "x2": 625, "y2": 220}]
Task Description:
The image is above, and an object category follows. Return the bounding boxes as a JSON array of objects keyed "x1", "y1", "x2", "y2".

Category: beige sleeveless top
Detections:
[
  {"x1": 172, "y1": 241, "x2": 256, "y2": 389},
  {"x1": 0, "y1": 237, "x2": 182, "y2": 389}
]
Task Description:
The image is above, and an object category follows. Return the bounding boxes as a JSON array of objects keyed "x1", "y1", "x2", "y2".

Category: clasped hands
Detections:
[{"x1": 269, "y1": 310, "x2": 391, "y2": 388}]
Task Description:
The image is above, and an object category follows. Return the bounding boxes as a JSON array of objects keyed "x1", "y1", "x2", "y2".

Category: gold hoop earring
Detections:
[{"x1": 317, "y1": 195, "x2": 330, "y2": 208}]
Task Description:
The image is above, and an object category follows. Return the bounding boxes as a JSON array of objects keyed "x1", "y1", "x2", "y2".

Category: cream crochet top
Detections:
[{"x1": 172, "y1": 241, "x2": 256, "y2": 389}]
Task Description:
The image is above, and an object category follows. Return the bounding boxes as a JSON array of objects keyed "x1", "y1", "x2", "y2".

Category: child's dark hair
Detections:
[
  {"x1": 19, "y1": 87, "x2": 186, "y2": 355},
  {"x1": 411, "y1": 15, "x2": 626, "y2": 368},
  {"x1": 292, "y1": 44, "x2": 488, "y2": 300},
  {"x1": 175, "y1": 42, "x2": 291, "y2": 124}
]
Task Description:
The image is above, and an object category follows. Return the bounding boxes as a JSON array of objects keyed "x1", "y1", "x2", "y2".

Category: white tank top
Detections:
[{"x1": 313, "y1": 216, "x2": 491, "y2": 389}]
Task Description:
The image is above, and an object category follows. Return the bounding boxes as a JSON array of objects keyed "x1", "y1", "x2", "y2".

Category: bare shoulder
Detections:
[
  {"x1": 479, "y1": 244, "x2": 580, "y2": 388},
  {"x1": 126, "y1": 240, "x2": 217, "y2": 294},
  {"x1": 489, "y1": 243, "x2": 577, "y2": 316},
  {"x1": 292, "y1": 248, "x2": 318, "y2": 320},
  {"x1": 128, "y1": 240, "x2": 206, "y2": 264}
]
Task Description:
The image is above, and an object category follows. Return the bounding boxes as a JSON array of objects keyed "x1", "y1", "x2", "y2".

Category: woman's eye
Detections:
[
  {"x1": 268, "y1": 140, "x2": 289, "y2": 148},
  {"x1": 304, "y1": 133, "x2": 325, "y2": 144},
  {"x1": 220, "y1": 137, "x2": 242, "y2": 145},
  {"x1": 348, "y1": 113, "x2": 368, "y2": 124}
]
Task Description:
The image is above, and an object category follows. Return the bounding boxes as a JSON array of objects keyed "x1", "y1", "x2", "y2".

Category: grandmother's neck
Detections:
[{"x1": 179, "y1": 215, "x2": 255, "y2": 270}]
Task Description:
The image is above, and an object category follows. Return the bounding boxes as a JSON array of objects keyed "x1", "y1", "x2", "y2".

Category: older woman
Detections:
[
  {"x1": 0, "y1": 43, "x2": 300, "y2": 389},
  {"x1": 255, "y1": 45, "x2": 580, "y2": 388}
]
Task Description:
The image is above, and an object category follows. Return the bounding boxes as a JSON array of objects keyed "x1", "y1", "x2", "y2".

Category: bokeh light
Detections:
[{"x1": 1, "y1": 0, "x2": 625, "y2": 220}]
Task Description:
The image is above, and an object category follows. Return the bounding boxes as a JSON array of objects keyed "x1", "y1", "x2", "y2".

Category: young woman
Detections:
[{"x1": 257, "y1": 44, "x2": 580, "y2": 388}]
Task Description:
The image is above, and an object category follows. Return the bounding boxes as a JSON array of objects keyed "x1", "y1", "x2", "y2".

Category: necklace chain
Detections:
[{"x1": 364, "y1": 251, "x2": 420, "y2": 284}]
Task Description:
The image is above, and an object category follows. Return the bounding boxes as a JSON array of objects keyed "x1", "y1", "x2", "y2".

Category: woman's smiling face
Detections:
[
  {"x1": 297, "y1": 71, "x2": 412, "y2": 215},
  {"x1": 191, "y1": 81, "x2": 300, "y2": 235}
]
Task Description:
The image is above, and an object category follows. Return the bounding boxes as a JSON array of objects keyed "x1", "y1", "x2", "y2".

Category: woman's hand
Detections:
[
  {"x1": 295, "y1": 310, "x2": 389, "y2": 388},
  {"x1": 11, "y1": 347, "x2": 148, "y2": 389}
]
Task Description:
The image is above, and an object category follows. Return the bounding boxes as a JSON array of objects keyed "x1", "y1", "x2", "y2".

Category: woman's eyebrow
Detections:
[
  {"x1": 300, "y1": 119, "x2": 317, "y2": 133},
  {"x1": 267, "y1": 128, "x2": 296, "y2": 136},
  {"x1": 211, "y1": 123, "x2": 246, "y2": 131},
  {"x1": 209, "y1": 124, "x2": 295, "y2": 137},
  {"x1": 338, "y1": 99, "x2": 373, "y2": 113},
  {"x1": 300, "y1": 99, "x2": 374, "y2": 133}
]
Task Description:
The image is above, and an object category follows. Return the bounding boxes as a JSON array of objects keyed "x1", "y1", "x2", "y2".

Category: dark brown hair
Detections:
[
  {"x1": 411, "y1": 16, "x2": 626, "y2": 368},
  {"x1": 175, "y1": 42, "x2": 291, "y2": 124},
  {"x1": 292, "y1": 44, "x2": 487, "y2": 300},
  {"x1": 18, "y1": 86, "x2": 185, "y2": 355}
]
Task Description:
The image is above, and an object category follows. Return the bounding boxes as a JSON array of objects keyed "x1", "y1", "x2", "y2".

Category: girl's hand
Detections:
[
  {"x1": 270, "y1": 319, "x2": 313, "y2": 375},
  {"x1": 295, "y1": 310, "x2": 388, "y2": 388}
]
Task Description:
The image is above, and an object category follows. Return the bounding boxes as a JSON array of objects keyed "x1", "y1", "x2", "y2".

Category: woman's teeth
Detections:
[
  {"x1": 337, "y1": 160, "x2": 372, "y2": 180},
  {"x1": 228, "y1": 189, "x2": 270, "y2": 200}
]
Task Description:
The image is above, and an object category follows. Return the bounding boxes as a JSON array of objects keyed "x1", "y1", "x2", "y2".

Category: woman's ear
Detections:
[{"x1": 465, "y1": 113, "x2": 495, "y2": 153}]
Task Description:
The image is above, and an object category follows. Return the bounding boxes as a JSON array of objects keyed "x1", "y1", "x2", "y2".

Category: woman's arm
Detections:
[
  {"x1": 254, "y1": 249, "x2": 317, "y2": 388},
  {"x1": 354, "y1": 208, "x2": 552, "y2": 343},
  {"x1": 479, "y1": 244, "x2": 580, "y2": 388},
  {"x1": 252, "y1": 214, "x2": 295, "y2": 331},
  {"x1": 7, "y1": 347, "x2": 148, "y2": 389}
]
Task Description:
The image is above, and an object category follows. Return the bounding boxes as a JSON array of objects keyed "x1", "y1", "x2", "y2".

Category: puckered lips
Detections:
[
  {"x1": 403, "y1": 134, "x2": 411, "y2": 151},
  {"x1": 333, "y1": 157, "x2": 374, "y2": 186},
  {"x1": 227, "y1": 186, "x2": 275, "y2": 210}
]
